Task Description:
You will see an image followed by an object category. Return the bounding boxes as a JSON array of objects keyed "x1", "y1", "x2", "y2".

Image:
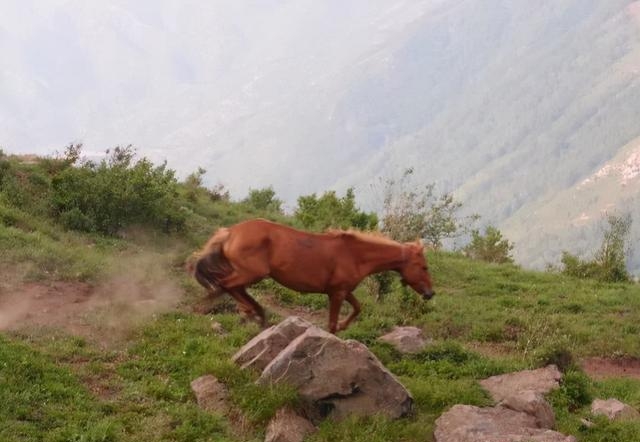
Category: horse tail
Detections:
[{"x1": 189, "y1": 228, "x2": 233, "y2": 292}]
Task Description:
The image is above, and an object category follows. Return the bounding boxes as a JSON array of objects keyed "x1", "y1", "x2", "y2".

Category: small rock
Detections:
[
  {"x1": 233, "y1": 316, "x2": 313, "y2": 371},
  {"x1": 480, "y1": 365, "x2": 562, "y2": 402},
  {"x1": 434, "y1": 404, "x2": 576, "y2": 442},
  {"x1": 377, "y1": 326, "x2": 430, "y2": 354},
  {"x1": 591, "y1": 398, "x2": 640, "y2": 421},
  {"x1": 190, "y1": 375, "x2": 229, "y2": 414},
  {"x1": 580, "y1": 418, "x2": 594, "y2": 428},
  {"x1": 211, "y1": 321, "x2": 225, "y2": 334},
  {"x1": 265, "y1": 407, "x2": 316, "y2": 442},
  {"x1": 500, "y1": 389, "x2": 556, "y2": 429}
]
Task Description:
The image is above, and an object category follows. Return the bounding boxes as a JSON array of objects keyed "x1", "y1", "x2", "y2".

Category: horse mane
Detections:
[{"x1": 326, "y1": 228, "x2": 400, "y2": 247}]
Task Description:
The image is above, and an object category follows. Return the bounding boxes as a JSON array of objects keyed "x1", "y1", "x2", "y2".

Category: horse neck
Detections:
[{"x1": 351, "y1": 239, "x2": 407, "y2": 275}]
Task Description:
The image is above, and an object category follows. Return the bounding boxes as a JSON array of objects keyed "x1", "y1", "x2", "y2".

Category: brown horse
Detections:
[{"x1": 190, "y1": 218, "x2": 434, "y2": 333}]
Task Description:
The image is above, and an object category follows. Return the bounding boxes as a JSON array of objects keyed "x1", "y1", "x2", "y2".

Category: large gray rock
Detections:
[
  {"x1": 377, "y1": 326, "x2": 430, "y2": 354},
  {"x1": 190, "y1": 375, "x2": 229, "y2": 414},
  {"x1": 258, "y1": 326, "x2": 413, "y2": 422},
  {"x1": 232, "y1": 316, "x2": 313, "y2": 371},
  {"x1": 265, "y1": 407, "x2": 316, "y2": 442},
  {"x1": 434, "y1": 405, "x2": 577, "y2": 442},
  {"x1": 591, "y1": 398, "x2": 640, "y2": 421},
  {"x1": 480, "y1": 365, "x2": 562, "y2": 402}
]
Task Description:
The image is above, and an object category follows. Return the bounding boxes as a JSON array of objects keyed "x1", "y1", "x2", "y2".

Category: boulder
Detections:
[
  {"x1": 591, "y1": 398, "x2": 640, "y2": 421},
  {"x1": 232, "y1": 316, "x2": 313, "y2": 371},
  {"x1": 190, "y1": 375, "x2": 229, "y2": 414},
  {"x1": 434, "y1": 404, "x2": 577, "y2": 442},
  {"x1": 480, "y1": 365, "x2": 562, "y2": 402},
  {"x1": 265, "y1": 407, "x2": 316, "y2": 442},
  {"x1": 377, "y1": 326, "x2": 430, "y2": 354},
  {"x1": 258, "y1": 326, "x2": 413, "y2": 422}
]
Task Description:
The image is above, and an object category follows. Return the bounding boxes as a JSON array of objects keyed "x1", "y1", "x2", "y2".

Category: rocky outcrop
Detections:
[
  {"x1": 591, "y1": 398, "x2": 640, "y2": 421},
  {"x1": 434, "y1": 405, "x2": 576, "y2": 442},
  {"x1": 257, "y1": 326, "x2": 413, "y2": 422},
  {"x1": 377, "y1": 326, "x2": 430, "y2": 354},
  {"x1": 232, "y1": 316, "x2": 313, "y2": 371},
  {"x1": 265, "y1": 407, "x2": 316, "y2": 442}
]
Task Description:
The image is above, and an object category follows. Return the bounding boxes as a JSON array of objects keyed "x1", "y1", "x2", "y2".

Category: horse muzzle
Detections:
[{"x1": 422, "y1": 289, "x2": 435, "y2": 300}]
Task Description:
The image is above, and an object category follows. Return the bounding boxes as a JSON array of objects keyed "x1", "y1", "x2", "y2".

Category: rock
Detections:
[
  {"x1": 377, "y1": 326, "x2": 430, "y2": 354},
  {"x1": 258, "y1": 326, "x2": 413, "y2": 422},
  {"x1": 265, "y1": 407, "x2": 316, "y2": 442},
  {"x1": 232, "y1": 316, "x2": 313, "y2": 371},
  {"x1": 580, "y1": 418, "x2": 595, "y2": 428},
  {"x1": 591, "y1": 398, "x2": 640, "y2": 421},
  {"x1": 434, "y1": 404, "x2": 577, "y2": 442},
  {"x1": 211, "y1": 321, "x2": 225, "y2": 334},
  {"x1": 190, "y1": 375, "x2": 229, "y2": 414},
  {"x1": 480, "y1": 365, "x2": 563, "y2": 402},
  {"x1": 500, "y1": 390, "x2": 556, "y2": 429}
]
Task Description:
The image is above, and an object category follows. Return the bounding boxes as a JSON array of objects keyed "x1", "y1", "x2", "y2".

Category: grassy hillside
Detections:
[{"x1": 1, "y1": 153, "x2": 640, "y2": 441}]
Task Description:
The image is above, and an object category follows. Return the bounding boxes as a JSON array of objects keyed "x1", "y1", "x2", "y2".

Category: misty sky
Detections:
[{"x1": 1, "y1": 0, "x2": 443, "y2": 204}]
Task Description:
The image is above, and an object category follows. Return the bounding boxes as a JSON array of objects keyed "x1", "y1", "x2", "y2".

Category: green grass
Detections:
[
  {"x1": 3, "y1": 156, "x2": 640, "y2": 441},
  {"x1": 3, "y1": 248, "x2": 640, "y2": 441}
]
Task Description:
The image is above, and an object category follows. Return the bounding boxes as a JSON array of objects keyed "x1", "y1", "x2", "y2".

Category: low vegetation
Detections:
[
  {"x1": 561, "y1": 213, "x2": 632, "y2": 283},
  {"x1": 1, "y1": 149, "x2": 639, "y2": 441}
]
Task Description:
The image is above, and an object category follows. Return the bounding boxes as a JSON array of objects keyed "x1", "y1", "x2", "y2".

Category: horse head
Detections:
[{"x1": 399, "y1": 241, "x2": 435, "y2": 300}]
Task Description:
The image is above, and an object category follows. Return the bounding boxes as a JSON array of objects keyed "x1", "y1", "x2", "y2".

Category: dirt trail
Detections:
[
  {"x1": 0, "y1": 255, "x2": 184, "y2": 347},
  {"x1": 581, "y1": 357, "x2": 640, "y2": 380}
]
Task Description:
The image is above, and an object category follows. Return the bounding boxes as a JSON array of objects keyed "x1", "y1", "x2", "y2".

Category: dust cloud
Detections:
[{"x1": 0, "y1": 253, "x2": 187, "y2": 346}]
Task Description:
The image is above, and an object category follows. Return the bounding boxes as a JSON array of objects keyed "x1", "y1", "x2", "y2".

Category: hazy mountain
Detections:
[{"x1": 2, "y1": 1, "x2": 640, "y2": 271}]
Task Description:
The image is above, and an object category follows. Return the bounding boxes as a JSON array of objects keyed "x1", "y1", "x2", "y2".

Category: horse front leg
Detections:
[
  {"x1": 328, "y1": 291, "x2": 346, "y2": 334},
  {"x1": 336, "y1": 292, "x2": 361, "y2": 332},
  {"x1": 228, "y1": 287, "x2": 267, "y2": 328}
]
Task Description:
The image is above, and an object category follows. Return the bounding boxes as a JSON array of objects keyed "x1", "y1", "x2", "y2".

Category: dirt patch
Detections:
[
  {"x1": 0, "y1": 254, "x2": 184, "y2": 347},
  {"x1": 0, "y1": 280, "x2": 94, "y2": 335},
  {"x1": 581, "y1": 357, "x2": 640, "y2": 380}
]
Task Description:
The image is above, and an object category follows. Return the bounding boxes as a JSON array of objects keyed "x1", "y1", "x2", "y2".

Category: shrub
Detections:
[
  {"x1": 464, "y1": 225, "x2": 514, "y2": 264},
  {"x1": 243, "y1": 186, "x2": 283, "y2": 213},
  {"x1": 560, "y1": 213, "x2": 631, "y2": 282},
  {"x1": 380, "y1": 168, "x2": 479, "y2": 248},
  {"x1": 51, "y1": 145, "x2": 183, "y2": 234},
  {"x1": 559, "y1": 370, "x2": 593, "y2": 411},
  {"x1": 295, "y1": 188, "x2": 378, "y2": 231}
]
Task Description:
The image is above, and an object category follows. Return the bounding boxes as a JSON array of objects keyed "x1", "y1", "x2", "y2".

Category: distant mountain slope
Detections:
[
  {"x1": 2, "y1": 0, "x2": 640, "y2": 271},
  {"x1": 503, "y1": 135, "x2": 640, "y2": 272}
]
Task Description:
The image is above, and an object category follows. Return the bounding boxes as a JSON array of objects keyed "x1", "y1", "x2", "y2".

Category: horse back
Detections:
[{"x1": 227, "y1": 219, "x2": 353, "y2": 292}]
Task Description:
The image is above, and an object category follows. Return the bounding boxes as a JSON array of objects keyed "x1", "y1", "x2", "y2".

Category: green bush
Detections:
[
  {"x1": 380, "y1": 168, "x2": 479, "y2": 247},
  {"x1": 560, "y1": 213, "x2": 631, "y2": 283},
  {"x1": 242, "y1": 186, "x2": 283, "y2": 213},
  {"x1": 295, "y1": 187, "x2": 378, "y2": 231},
  {"x1": 464, "y1": 225, "x2": 514, "y2": 264},
  {"x1": 51, "y1": 145, "x2": 184, "y2": 234}
]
